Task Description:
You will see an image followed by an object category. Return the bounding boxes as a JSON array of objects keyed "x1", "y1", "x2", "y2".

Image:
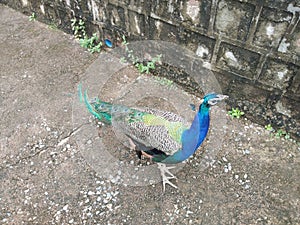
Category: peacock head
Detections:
[{"x1": 201, "y1": 93, "x2": 228, "y2": 108}]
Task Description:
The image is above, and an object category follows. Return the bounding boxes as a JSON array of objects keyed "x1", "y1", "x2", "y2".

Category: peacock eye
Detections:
[{"x1": 208, "y1": 99, "x2": 218, "y2": 105}]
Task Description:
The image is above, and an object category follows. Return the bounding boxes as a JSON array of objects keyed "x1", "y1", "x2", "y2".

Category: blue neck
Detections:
[
  {"x1": 162, "y1": 103, "x2": 210, "y2": 164},
  {"x1": 195, "y1": 104, "x2": 210, "y2": 148}
]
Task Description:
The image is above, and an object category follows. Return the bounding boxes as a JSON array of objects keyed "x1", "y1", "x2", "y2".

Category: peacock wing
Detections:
[{"x1": 111, "y1": 106, "x2": 189, "y2": 155}]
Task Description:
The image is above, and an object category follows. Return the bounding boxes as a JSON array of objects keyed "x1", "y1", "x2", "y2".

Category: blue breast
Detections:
[{"x1": 160, "y1": 107, "x2": 210, "y2": 164}]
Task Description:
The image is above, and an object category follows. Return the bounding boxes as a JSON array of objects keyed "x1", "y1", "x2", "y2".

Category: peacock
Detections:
[{"x1": 78, "y1": 84, "x2": 228, "y2": 191}]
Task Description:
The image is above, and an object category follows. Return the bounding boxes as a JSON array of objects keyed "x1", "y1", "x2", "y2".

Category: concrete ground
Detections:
[{"x1": 1, "y1": 5, "x2": 299, "y2": 225}]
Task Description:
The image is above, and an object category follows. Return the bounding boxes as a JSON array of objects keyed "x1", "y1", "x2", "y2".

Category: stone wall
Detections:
[{"x1": 2, "y1": 0, "x2": 299, "y2": 138}]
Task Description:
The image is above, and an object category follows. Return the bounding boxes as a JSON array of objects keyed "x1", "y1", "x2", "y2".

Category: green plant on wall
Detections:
[
  {"x1": 135, "y1": 55, "x2": 162, "y2": 74},
  {"x1": 29, "y1": 12, "x2": 36, "y2": 21},
  {"x1": 154, "y1": 77, "x2": 175, "y2": 88},
  {"x1": 265, "y1": 124, "x2": 274, "y2": 131},
  {"x1": 120, "y1": 35, "x2": 162, "y2": 74},
  {"x1": 71, "y1": 18, "x2": 86, "y2": 39},
  {"x1": 71, "y1": 18, "x2": 102, "y2": 53},
  {"x1": 48, "y1": 22, "x2": 58, "y2": 30},
  {"x1": 274, "y1": 129, "x2": 290, "y2": 139},
  {"x1": 79, "y1": 33, "x2": 102, "y2": 53},
  {"x1": 228, "y1": 108, "x2": 245, "y2": 119},
  {"x1": 264, "y1": 124, "x2": 297, "y2": 143}
]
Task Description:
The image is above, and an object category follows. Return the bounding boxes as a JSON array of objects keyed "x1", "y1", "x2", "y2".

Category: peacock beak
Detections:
[
  {"x1": 207, "y1": 94, "x2": 228, "y2": 106},
  {"x1": 216, "y1": 94, "x2": 229, "y2": 101}
]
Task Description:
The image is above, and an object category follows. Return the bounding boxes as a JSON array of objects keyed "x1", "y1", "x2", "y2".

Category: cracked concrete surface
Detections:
[{"x1": 0, "y1": 5, "x2": 299, "y2": 225}]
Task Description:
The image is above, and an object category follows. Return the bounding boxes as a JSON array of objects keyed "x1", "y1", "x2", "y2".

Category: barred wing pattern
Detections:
[{"x1": 111, "y1": 106, "x2": 189, "y2": 155}]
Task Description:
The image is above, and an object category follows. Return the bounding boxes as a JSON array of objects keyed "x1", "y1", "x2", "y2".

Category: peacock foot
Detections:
[{"x1": 157, "y1": 163, "x2": 178, "y2": 192}]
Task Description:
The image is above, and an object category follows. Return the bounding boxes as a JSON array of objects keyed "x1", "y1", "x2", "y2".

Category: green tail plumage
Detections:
[
  {"x1": 78, "y1": 84, "x2": 113, "y2": 124},
  {"x1": 78, "y1": 84, "x2": 147, "y2": 125}
]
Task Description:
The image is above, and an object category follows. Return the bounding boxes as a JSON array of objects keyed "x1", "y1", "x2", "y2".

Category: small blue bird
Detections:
[{"x1": 79, "y1": 85, "x2": 228, "y2": 191}]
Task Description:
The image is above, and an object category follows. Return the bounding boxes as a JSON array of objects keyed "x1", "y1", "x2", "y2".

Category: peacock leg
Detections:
[
  {"x1": 157, "y1": 163, "x2": 178, "y2": 192},
  {"x1": 128, "y1": 138, "x2": 144, "y2": 160},
  {"x1": 141, "y1": 151, "x2": 153, "y2": 159},
  {"x1": 128, "y1": 138, "x2": 136, "y2": 150}
]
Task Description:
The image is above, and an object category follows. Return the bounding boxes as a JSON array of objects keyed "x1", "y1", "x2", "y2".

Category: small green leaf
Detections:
[
  {"x1": 228, "y1": 108, "x2": 244, "y2": 119},
  {"x1": 120, "y1": 57, "x2": 127, "y2": 63},
  {"x1": 29, "y1": 12, "x2": 36, "y2": 21}
]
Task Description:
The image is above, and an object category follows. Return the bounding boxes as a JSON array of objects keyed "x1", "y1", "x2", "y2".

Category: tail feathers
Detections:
[
  {"x1": 78, "y1": 84, "x2": 113, "y2": 124},
  {"x1": 83, "y1": 90, "x2": 103, "y2": 121},
  {"x1": 78, "y1": 83, "x2": 84, "y2": 103}
]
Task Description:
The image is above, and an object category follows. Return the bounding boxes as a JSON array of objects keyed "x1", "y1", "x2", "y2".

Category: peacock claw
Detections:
[{"x1": 157, "y1": 163, "x2": 178, "y2": 192}]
